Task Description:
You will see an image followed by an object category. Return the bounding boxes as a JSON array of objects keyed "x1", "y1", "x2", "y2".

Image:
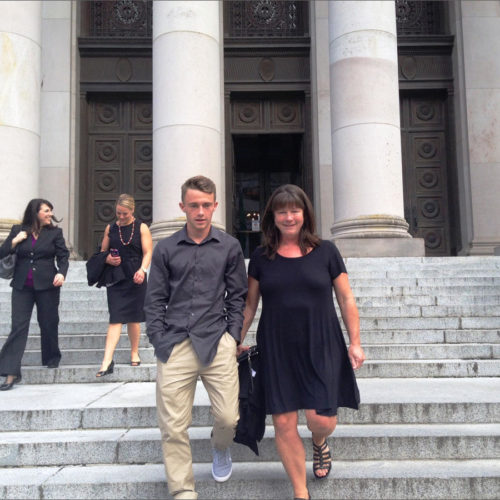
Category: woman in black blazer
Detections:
[{"x1": 0, "y1": 199, "x2": 69, "y2": 390}]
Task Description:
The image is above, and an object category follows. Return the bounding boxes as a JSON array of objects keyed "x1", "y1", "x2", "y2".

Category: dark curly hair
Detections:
[{"x1": 261, "y1": 184, "x2": 320, "y2": 259}]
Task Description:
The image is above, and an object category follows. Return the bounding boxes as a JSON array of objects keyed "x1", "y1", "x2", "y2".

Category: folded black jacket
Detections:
[
  {"x1": 86, "y1": 250, "x2": 126, "y2": 288},
  {"x1": 234, "y1": 346, "x2": 266, "y2": 455}
]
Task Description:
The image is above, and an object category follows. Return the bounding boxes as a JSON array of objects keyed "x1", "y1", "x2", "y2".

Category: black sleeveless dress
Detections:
[
  {"x1": 106, "y1": 219, "x2": 146, "y2": 323},
  {"x1": 248, "y1": 240, "x2": 360, "y2": 416}
]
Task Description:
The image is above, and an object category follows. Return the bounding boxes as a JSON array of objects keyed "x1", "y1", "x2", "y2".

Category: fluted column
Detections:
[
  {"x1": 328, "y1": 1, "x2": 423, "y2": 256},
  {"x1": 0, "y1": 1, "x2": 42, "y2": 240},
  {"x1": 151, "y1": 1, "x2": 224, "y2": 241}
]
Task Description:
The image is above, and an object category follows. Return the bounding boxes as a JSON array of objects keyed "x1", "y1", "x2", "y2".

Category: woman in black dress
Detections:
[
  {"x1": 96, "y1": 194, "x2": 152, "y2": 377},
  {"x1": 0, "y1": 199, "x2": 69, "y2": 390},
  {"x1": 240, "y1": 185, "x2": 365, "y2": 500}
]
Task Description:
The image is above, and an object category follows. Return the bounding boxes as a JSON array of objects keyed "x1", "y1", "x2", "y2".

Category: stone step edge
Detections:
[
  {"x1": 2, "y1": 459, "x2": 499, "y2": 481},
  {"x1": 2, "y1": 460, "x2": 499, "y2": 500},
  {"x1": 2, "y1": 423, "x2": 499, "y2": 441},
  {"x1": 12, "y1": 342, "x2": 500, "y2": 354},
  {"x1": 14, "y1": 359, "x2": 500, "y2": 370}
]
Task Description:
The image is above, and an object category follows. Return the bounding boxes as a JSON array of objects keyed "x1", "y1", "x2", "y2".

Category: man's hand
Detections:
[{"x1": 236, "y1": 344, "x2": 250, "y2": 358}]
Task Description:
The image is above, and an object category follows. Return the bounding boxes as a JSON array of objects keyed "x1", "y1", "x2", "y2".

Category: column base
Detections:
[
  {"x1": 150, "y1": 218, "x2": 226, "y2": 242},
  {"x1": 331, "y1": 215, "x2": 413, "y2": 239},
  {"x1": 330, "y1": 215, "x2": 424, "y2": 257},
  {"x1": 332, "y1": 237, "x2": 425, "y2": 257},
  {"x1": 0, "y1": 219, "x2": 21, "y2": 244}
]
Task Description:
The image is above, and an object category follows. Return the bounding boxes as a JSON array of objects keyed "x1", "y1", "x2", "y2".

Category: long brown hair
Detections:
[
  {"x1": 261, "y1": 184, "x2": 320, "y2": 259},
  {"x1": 21, "y1": 199, "x2": 60, "y2": 235}
]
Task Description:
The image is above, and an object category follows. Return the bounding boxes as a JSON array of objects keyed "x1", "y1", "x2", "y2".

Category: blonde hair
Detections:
[{"x1": 116, "y1": 193, "x2": 135, "y2": 212}]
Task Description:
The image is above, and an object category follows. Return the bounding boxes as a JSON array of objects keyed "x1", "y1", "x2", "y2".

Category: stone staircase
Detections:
[{"x1": 0, "y1": 257, "x2": 499, "y2": 499}]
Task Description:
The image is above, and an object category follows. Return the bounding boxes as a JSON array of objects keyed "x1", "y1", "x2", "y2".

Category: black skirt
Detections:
[{"x1": 106, "y1": 277, "x2": 146, "y2": 324}]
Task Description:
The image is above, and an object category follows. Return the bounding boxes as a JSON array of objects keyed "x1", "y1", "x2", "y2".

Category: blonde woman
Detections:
[{"x1": 96, "y1": 194, "x2": 152, "y2": 376}]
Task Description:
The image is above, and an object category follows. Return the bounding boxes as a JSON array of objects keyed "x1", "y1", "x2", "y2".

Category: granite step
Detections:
[
  {"x1": 3, "y1": 329, "x2": 499, "y2": 351},
  {"x1": 1, "y1": 423, "x2": 498, "y2": 467},
  {"x1": 6, "y1": 333, "x2": 152, "y2": 351},
  {"x1": 1, "y1": 285, "x2": 498, "y2": 301},
  {"x1": 9, "y1": 358, "x2": 500, "y2": 385},
  {"x1": 0, "y1": 379, "x2": 498, "y2": 432},
  {"x1": 1, "y1": 460, "x2": 499, "y2": 500},
  {"x1": 1, "y1": 315, "x2": 498, "y2": 334},
  {"x1": 13, "y1": 343, "x2": 499, "y2": 367}
]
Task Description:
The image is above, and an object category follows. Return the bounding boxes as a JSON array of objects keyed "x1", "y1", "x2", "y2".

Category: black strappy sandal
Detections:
[{"x1": 312, "y1": 439, "x2": 332, "y2": 479}]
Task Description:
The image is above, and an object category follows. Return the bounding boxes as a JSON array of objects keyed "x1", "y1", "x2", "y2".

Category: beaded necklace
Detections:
[{"x1": 118, "y1": 218, "x2": 135, "y2": 246}]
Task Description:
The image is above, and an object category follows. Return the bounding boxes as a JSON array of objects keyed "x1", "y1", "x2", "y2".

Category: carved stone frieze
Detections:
[
  {"x1": 396, "y1": 1, "x2": 442, "y2": 35},
  {"x1": 95, "y1": 140, "x2": 121, "y2": 166},
  {"x1": 226, "y1": 1, "x2": 306, "y2": 38},
  {"x1": 398, "y1": 54, "x2": 452, "y2": 83},
  {"x1": 90, "y1": 0, "x2": 152, "y2": 38},
  {"x1": 225, "y1": 53, "x2": 310, "y2": 85},
  {"x1": 231, "y1": 98, "x2": 303, "y2": 133},
  {"x1": 232, "y1": 101, "x2": 264, "y2": 130},
  {"x1": 94, "y1": 201, "x2": 117, "y2": 224},
  {"x1": 116, "y1": 58, "x2": 133, "y2": 82}
]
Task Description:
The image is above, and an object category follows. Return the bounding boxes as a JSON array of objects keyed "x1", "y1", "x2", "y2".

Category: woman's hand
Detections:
[
  {"x1": 133, "y1": 268, "x2": 145, "y2": 284},
  {"x1": 53, "y1": 273, "x2": 65, "y2": 287},
  {"x1": 12, "y1": 231, "x2": 28, "y2": 247},
  {"x1": 348, "y1": 344, "x2": 366, "y2": 370},
  {"x1": 106, "y1": 254, "x2": 121, "y2": 266}
]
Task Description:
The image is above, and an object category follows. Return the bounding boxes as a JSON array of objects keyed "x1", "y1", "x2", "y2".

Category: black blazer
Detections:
[{"x1": 0, "y1": 224, "x2": 69, "y2": 291}]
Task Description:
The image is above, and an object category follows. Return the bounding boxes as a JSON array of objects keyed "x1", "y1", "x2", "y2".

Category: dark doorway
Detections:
[
  {"x1": 233, "y1": 134, "x2": 303, "y2": 257},
  {"x1": 400, "y1": 92, "x2": 454, "y2": 256},
  {"x1": 79, "y1": 94, "x2": 152, "y2": 259}
]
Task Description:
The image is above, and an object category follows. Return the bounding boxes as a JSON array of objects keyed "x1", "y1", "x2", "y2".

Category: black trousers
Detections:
[{"x1": 0, "y1": 286, "x2": 61, "y2": 377}]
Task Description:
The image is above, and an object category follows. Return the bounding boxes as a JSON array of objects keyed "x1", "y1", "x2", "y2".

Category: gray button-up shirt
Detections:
[{"x1": 144, "y1": 225, "x2": 248, "y2": 365}]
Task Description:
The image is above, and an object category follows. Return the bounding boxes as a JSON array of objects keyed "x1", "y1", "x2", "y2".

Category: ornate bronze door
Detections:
[
  {"x1": 82, "y1": 95, "x2": 152, "y2": 258},
  {"x1": 400, "y1": 94, "x2": 451, "y2": 256}
]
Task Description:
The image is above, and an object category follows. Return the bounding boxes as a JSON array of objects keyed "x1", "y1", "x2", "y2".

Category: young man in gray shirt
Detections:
[{"x1": 144, "y1": 175, "x2": 247, "y2": 500}]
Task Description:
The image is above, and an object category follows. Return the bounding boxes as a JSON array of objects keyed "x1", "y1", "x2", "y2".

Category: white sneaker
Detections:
[{"x1": 211, "y1": 447, "x2": 233, "y2": 482}]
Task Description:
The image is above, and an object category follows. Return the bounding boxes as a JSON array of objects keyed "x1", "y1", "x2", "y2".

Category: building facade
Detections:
[{"x1": 1, "y1": 0, "x2": 499, "y2": 259}]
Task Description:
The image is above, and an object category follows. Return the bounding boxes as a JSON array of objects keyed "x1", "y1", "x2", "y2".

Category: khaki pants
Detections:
[{"x1": 156, "y1": 333, "x2": 239, "y2": 499}]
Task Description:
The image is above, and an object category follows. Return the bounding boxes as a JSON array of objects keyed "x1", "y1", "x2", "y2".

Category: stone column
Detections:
[
  {"x1": 328, "y1": 1, "x2": 423, "y2": 256},
  {"x1": 151, "y1": 1, "x2": 224, "y2": 241},
  {"x1": 0, "y1": 1, "x2": 42, "y2": 241}
]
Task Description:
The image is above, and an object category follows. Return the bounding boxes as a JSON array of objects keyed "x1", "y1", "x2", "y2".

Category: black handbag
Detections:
[{"x1": 0, "y1": 253, "x2": 17, "y2": 280}]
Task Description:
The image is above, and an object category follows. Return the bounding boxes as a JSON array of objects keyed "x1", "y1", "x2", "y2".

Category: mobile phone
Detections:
[{"x1": 110, "y1": 248, "x2": 119, "y2": 257}]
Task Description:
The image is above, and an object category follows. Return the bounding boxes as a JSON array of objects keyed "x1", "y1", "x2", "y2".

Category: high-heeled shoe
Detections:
[
  {"x1": 130, "y1": 359, "x2": 141, "y2": 367},
  {"x1": 96, "y1": 360, "x2": 114, "y2": 378},
  {"x1": 0, "y1": 375, "x2": 22, "y2": 391}
]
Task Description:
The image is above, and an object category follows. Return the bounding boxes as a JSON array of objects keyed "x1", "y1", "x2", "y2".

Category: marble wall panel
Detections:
[
  {"x1": 463, "y1": 17, "x2": 500, "y2": 88},
  {"x1": 461, "y1": 1, "x2": 500, "y2": 18},
  {"x1": 42, "y1": 19, "x2": 71, "y2": 92},
  {"x1": 42, "y1": 1, "x2": 71, "y2": 19},
  {"x1": 470, "y1": 163, "x2": 500, "y2": 239},
  {"x1": 40, "y1": 92, "x2": 70, "y2": 168},
  {"x1": 466, "y1": 89, "x2": 500, "y2": 164},
  {"x1": 39, "y1": 167, "x2": 70, "y2": 236}
]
